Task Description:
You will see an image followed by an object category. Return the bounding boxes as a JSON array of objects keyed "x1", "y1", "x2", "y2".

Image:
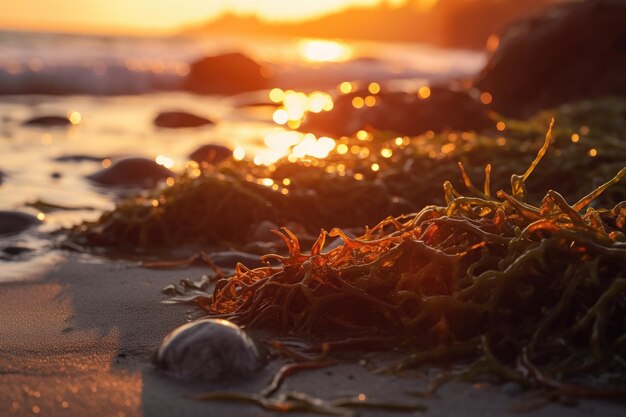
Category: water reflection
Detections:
[
  {"x1": 299, "y1": 40, "x2": 352, "y2": 63},
  {"x1": 270, "y1": 89, "x2": 333, "y2": 127},
  {"x1": 67, "y1": 110, "x2": 82, "y2": 125}
]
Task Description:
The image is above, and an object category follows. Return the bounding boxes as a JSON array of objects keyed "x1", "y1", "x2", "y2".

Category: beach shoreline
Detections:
[{"x1": 1, "y1": 253, "x2": 624, "y2": 417}]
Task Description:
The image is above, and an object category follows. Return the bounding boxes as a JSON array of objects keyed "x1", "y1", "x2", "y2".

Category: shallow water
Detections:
[{"x1": 0, "y1": 30, "x2": 484, "y2": 281}]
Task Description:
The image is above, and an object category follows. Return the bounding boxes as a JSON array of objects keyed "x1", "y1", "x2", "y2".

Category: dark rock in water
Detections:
[
  {"x1": 155, "y1": 319, "x2": 263, "y2": 381},
  {"x1": 23, "y1": 115, "x2": 71, "y2": 127},
  {"x1": 189, "y1": 144, "x2": 232, "y2": 165},
  {"x1": 0, "y1": 211, "x2": 40, "y2": 236},
  {"x1": 87, "y1": 157, "x2": 174, "y2": 187},
  {"x1": 475, "y1": 0, "x2": 626, "y2": 118},
  {"x1": 234, "y1": 100, "x2": 281, "y2": 109},
  {"x1": 2, "y1": 246, "x2": 33, "y2": 256},
  {"x1": 304, "y1": 87, "x2": 492, "y2": 137},
  {"x1": 185, "y1": 52, "x2": 271, "y2": 95},
  {"x1": 54, "y1": 154, "x2": 107, "y2": 163},
  {"x1": 154, "y1": 111, "x2": 214, "y2": 129}
]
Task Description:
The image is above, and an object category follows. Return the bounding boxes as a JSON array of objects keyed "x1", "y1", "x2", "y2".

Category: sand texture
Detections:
[{"x1": 1, "y1": 254, "x2": 624, "y2": 417}]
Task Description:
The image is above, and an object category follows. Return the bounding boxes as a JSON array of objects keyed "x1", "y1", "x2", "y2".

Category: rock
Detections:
[
  {"x1": 242, "y1": 240, "x2": 280, "y2": 256},
  {"x1": 475, "y1": 0, "x2": 626, "y2": 118},
  {"x1": 154, "y1": 111, "x2": 214, "y2": 129},
  {"x1": 189, "y1": 144, "x2": 232, "y2": 165},
  {"x1": 234, "y1": 100, "x2": 281, "y2": 109},
  {"x1": 2, "y1": 246, "x2": 33, "y2": 256},
  {"x1": 250, "y1": 220, "x2": 280, "y2": 242},
  {"x1": 0, "y1": 170, "x2": 4, "y2": 185},
  {"x1": 23, "y1": 115, "x2": 71, "y2": 127},
  {"x1": 304, "y1": 87, "x2": 492, "y2": 137},
  {"x1": 87, "y1": 157, "x2": 174, "y2": 187},
  {"x1": 185, "y1": 52, "x2": 271, "y2": 95},
  {"x1": 0, "y1": 211, "x2": 40, "y2": 236},
  {"x1": 54, "y1": 154, "x2": 107, "y2": 163},
  {"x1": 154, "y1": 319, "x2": 263, "y2": 381},
  {"x1": 209, "y1": 251, "x2": 265, "y2": 269},
  {"x1": 501, "y1": 382, "x2": 523, "y2": 397}
]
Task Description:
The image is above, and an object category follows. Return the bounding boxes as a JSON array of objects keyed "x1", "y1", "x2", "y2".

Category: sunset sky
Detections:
[{"x1": 0, "y1": 0, "x2": 422, "y2": 34}]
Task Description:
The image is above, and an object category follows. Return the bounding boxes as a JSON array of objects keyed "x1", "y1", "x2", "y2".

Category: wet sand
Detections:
[{"x1": 1, "y1": 254, "x2": 624, "y2": 417}]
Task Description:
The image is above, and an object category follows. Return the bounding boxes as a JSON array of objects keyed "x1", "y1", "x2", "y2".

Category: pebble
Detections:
[
  {"x1": 23, "y1": 115, "x2": 71, "y2": 127},
  {"x1": 0, "y1": 211, "x2": 40, "y2": 236},
  {"x1": 189, "y1": 144, "x2": 232, "y2": 165},
  {"x1": 54, "y1": 154, "x2": 107, "y2": 163},
  {"x1": 250, "y1": 220, "x2": 280, "y2": 242},
  {"x1": 209, "y1": 251, "x2": 265, "y2": 269},
  {"x1": 2, "y1": 246, "x2": 33, "y2": 256},
  {"x1": 153, "y1": 111, "x2": 214, "y2": 128},
  {"x1": 155, "y1": 318, "x2": 263, "y2": 381},
  {"x1": 501, "y1": 382, "x2": 523, "y2": 397}
]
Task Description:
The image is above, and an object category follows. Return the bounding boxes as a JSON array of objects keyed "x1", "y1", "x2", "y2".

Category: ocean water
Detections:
[{"x1": 0, "y1": 29, "x2": 485, "y2": 280}]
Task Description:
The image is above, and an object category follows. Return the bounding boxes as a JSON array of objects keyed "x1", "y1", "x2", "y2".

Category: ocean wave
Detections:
[
  {"x1": 0, "y1": 30, "x2": 484, "y2": 96},
  {"x1": 0, "y1": 64, "x2": 186, "y2": 95}
]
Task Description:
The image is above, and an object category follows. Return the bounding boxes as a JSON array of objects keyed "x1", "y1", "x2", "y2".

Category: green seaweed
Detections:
[{"x1": 70, "y1": 99, "x2": 626, "y2": 250}]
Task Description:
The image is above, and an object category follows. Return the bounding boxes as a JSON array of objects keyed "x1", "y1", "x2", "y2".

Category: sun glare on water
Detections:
[
  {"x1": 250, "y1": 130, "x2": 337, "y2": 166},
  {"x1": 299, "y1": 40, "x2": 352, "y2": 63},
  {"x1": 270, "y1": 89, "x2": 334, "y2": 128}
]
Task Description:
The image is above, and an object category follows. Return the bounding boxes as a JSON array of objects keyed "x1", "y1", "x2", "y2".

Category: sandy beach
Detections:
[{"x1": 0, "y1": 253, "x2": 623, "y2": 417}]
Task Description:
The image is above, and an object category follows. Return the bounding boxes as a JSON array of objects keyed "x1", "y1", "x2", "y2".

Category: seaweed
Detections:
[
  {"x1": 70, "y1": 99, "x2": 626, "y2": 250},
  {"x1": 196, "y1": 389, "x2": 425, "y2": 417},
  {"x1": 194, "y1": 350, "x2": 426, "y2": 416},
  {"x1": 185, "y1": 120, "x2": 626, "y2": 400}
]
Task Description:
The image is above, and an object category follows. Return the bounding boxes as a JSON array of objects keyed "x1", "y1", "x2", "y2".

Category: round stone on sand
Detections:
[{"x1": 155, "y1": 319, "x2": 263, "y2": 381}]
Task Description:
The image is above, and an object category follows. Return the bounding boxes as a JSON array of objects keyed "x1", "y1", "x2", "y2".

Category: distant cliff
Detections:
[{"x1": 186, "y1": 0, "x2": 560, "y2": 50}]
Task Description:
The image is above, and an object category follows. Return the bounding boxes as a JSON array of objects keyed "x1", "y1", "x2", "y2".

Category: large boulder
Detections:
[
  {"x1": 304, "y1": 86, "x2": 492, "y2": 137},
  {"x1": 185, "y1": 52, "x2": 271, "y2": 95},
  {"x1": 475, "y1": 0, "x2": 626, "y2": 118}
]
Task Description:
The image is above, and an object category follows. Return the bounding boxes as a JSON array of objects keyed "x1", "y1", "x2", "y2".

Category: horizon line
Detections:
[{"x1": 0, "y1": 2, "x2": 415, "y2": 37}]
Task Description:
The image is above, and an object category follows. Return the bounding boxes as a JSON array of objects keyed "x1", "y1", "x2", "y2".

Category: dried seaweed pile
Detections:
[
  {"x1": 71, "y1": 99, "x2": 626, "y2": 249},
  {"x1": 203, "y1": 122, "x2": 626, "y2": 393}
]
